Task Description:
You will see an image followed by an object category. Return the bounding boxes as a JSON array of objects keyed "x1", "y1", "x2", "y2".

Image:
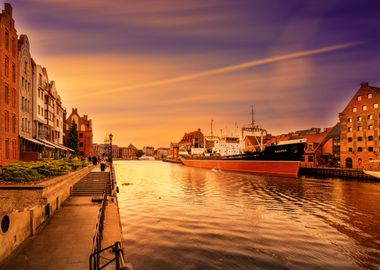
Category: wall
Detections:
[{"x1": 0, "y1": 165, "x2": 93, "y2": 264}]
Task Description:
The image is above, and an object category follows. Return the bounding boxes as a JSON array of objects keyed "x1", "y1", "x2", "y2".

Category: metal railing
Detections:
[
  {"x1": 89, "y1": 171, "x2": 129, "y2": 270},
  {"x1": 89, "y1": 241, "x2": 128, "y2": 270},
  {"x1": 89, "y1": 192, "x2": 107, "y2": 270}
]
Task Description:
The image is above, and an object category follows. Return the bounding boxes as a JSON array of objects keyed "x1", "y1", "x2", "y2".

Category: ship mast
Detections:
[{"x1": 241, "y1": 105, "x2": 267, "y2": 152}]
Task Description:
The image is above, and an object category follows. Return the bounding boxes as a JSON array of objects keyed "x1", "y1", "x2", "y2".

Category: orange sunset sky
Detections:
[{"x1": 6, "y1": 0, "x2": 380, "y2": 148}]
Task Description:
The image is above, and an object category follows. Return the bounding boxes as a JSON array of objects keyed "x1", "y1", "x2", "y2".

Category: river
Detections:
[{"x1": 115, "y1": 160, "x2": 380, "y2": 270}]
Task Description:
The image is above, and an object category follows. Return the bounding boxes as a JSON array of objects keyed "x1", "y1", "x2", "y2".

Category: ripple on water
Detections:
[{"x1": 115, "y1": 161, "x2": 380, "y2": 270}]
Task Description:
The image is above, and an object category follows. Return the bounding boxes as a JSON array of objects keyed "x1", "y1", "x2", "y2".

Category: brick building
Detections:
[
  {"x1": 169, "y1": 142, "x2": 179, "y2": 160},
  {"x1": 143, "y1": 146, "x2": 154, "y2": 156},
  {"x1": 65, "y1": 108, "x2": 93, "y2": 157},
  {"x1": 127, "y1": 144, "x2": 137, "y2": 159},
  {"x1": 178, "y1": 128, "x2": 204, "y2": 152},
  {"x1": 156, "y1": 147, "x2": 170, "y2": 159},
  {"x1": 339, "y1": 82, "x2": 380, "y2": 168},
  {"x1": 0, "y1": 4, "x2": 19, "y2": 165}
]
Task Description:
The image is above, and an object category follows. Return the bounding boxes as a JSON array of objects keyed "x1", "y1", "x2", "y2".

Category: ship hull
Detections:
[{"x1": 181, "y1": 159, "x2": 300, "y2": 177}]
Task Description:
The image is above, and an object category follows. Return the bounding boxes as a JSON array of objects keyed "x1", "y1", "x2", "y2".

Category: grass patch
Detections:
[{"x1": 0, "y1": 159, "x2": 88, "y2": 182}]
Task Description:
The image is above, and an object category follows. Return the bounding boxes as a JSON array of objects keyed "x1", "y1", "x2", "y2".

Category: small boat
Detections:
[
  {"x1": 363, "y1": 170, "x2": 380, "y2": 179},
  {"x1": 138, "y1": 155, "x2": 155, "y2": 161}
]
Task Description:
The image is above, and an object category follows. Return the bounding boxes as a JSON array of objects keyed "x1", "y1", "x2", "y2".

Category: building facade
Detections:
[
  {"x1": 143, "y1": 146, "x2": 154, "y2": 156},
  {"x1": 65, "y1": 108, "x2": 93, "y2": 157},
  {"x1": 0, "y1": 4, "x2": 19, "y2": 165},
  {"x1": 339, "y1": 82, "x2": 380, "y2": 169},
  {"x1": 178, "y1": 128, "x2": 204, "y2": 152},
  {"x1": 156, "y1": 147, "x2": 170, "y2": 159}
]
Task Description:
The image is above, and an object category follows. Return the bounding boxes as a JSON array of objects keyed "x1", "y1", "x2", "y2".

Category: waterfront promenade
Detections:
[
  {"x1": 1, "y1": 167, "x2": 126, "y2": 270},
  {"x1": 1, "y1": 196, "x2": 98, "y2": 270}
]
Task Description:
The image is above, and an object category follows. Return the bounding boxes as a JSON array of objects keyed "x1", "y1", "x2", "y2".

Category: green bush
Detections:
[{"x1": 0, "y1": 159, "x2": 88, "y2": 182}]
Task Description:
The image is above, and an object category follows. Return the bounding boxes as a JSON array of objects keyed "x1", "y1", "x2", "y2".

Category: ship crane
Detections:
[{"x1": 241, "y1": 106, "x2": 267, "y2": 152}]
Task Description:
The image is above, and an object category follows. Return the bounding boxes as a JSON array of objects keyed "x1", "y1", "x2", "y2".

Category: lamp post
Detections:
[{"x1": 109, "y1": 133, "x2": 113, "y2": 168}]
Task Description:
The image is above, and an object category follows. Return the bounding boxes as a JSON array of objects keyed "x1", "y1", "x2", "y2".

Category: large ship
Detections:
[{"x1": 181, "y1": 108, "x2": 306, "y2": 177}]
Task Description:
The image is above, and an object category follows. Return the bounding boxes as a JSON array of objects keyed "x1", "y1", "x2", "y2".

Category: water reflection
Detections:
[{"x1": 115, "y1": 161, "x2": 380, "y2": 270}]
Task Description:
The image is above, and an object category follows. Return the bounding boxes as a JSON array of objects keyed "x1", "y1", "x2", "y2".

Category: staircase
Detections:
[{"x1": 72, "y1": 172, "x2": 111, "y2": 196}]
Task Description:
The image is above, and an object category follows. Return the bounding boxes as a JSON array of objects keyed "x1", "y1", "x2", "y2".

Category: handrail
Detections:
[
  {"x1": 89, "y1": 241, "x2": 129, "y2": 270},
  {"x1": 89, "y1": 192, "x2": 107, "y2": 270}
]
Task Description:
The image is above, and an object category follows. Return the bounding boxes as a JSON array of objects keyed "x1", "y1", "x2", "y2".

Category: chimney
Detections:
[
  {"x1": 4, "y1": 3, "x2": 12, "y2": 16},
  {"x1": 361, "y1": 81, "x2": 369, "y2": 87}
]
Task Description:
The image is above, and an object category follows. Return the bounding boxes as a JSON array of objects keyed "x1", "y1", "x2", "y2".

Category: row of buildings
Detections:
[
  {"x1": 169, "y1": 82, "x2": 380, "y2": 169},
  {"x1": 92, "y1": 143, "x2": 170, "y2": 160},
  {"x1": 0, "y1": 4, "x2": 93, "y2": 165}
]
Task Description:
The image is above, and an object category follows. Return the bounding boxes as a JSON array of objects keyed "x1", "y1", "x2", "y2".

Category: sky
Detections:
[{"x1": 3, "y1": 0, "x2": 380, "y2": 148}]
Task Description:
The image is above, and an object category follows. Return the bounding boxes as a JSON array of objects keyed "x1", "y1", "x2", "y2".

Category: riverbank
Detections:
[
  {"x1": 300, "y1": 166, "x2": 378, "y2": 181},
  {"x1": 0, "y1": 165, "x2": 129, "y2": 269}
]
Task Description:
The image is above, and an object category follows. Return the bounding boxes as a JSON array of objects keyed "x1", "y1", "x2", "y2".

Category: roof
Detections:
[
  {"x1": 369, "y1": 85, "x2": 380, "y2": 95},
  {"x1": 178, "y1": 129, "x2": 203, "y2": 144},
  {"x1": 127, "y1": 144, "x2": 137, "y2": 149}
]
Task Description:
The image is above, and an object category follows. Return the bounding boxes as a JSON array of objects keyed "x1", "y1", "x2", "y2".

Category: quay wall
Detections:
[
  {"x1": 0, "y1": 165, "x2": 93, "y2": 264},
  {"x1": 300, "y1": 167, "x2": 378, "y2": 181}
]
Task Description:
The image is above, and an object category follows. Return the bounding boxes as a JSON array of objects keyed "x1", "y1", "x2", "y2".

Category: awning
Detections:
[
  {"x1": 20, "y1": 136, "x2": 54, "y2": 149},
  {"x1": 39, "y1": 139, "x2": 74, "y2": 152},
  {"x1": 38, "y1": 139, "x2": 65, "y2": 150}
]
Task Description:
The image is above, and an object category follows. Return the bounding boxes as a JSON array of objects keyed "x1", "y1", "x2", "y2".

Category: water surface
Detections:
[{"x1": 115, "y1": 160, "x2": 380, "y2": 270}]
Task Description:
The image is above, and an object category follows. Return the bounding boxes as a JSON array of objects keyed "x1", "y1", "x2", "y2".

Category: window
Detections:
[
  {"x1": 11, "y1": 89, "x2": 15, "y2": 108},
  {"x1": 308, "y1": 156, "x2": 314, "y2": 162},
  {"x1": 368, "y1": 93, "x2": 373, "y2": 99},
  {"x1": 79, "y1": 142, "x2": 84, "y2": 147},
  {"x1": 5, "y1": 139, "x2": 9, "y2": 159},
  {"x1": 11, "y1": 38, "x2": 16, "y2": 57},
  {"x1": 374, "y1": 103, "x2": 379, "y2": 109},
  {"x1": 79, "y1": 133, "x2": 83, "y2": 138},
  {"x1": 5, "y1": 56, "x2": 9, "y2": 77},
  {"x1": 22, "y1": 97, "x2": 25, "y2": 111},
  {"x1": 38, "y1": 105, "x2": 40, "y2": 115},
  {"x1": 357, "y1": 116, "x2": 362, "y2": 121},
  {"x1": 368, "y1": 114, "x2": 373, "y2": 120},
  {"x1": 5, "y1": 30, "x2": 9, "y2": 50},
  {"x1": 12, "y1": 140, "x2": 16, "y2": 158},
  {"x1": 368, "y1": 136, "x2": 374, "y2": 141},
  {"x1": 24, "y1": 61, "x2": 27, "y2": 74},
  {"x1": 368, "y1": 147, "x2": 374, "y2": 152},
  {"x1": 368, "y1": 125, "x2": 373, "y2": 130},
  {"x1": 5, "y1": 85, "x2": 9, "y2": 104},
  {"x1": 5, "y1": 111, "x2": 9, "y2": 132},
  {"x1": 363, "y1": 105, "x2": 368, "y2": 111},
  {"x1": 352, "y1": 107, "x2": 357, "y2": 112},
  {"x1": 348, "y1": 137, "x2": 353, "y2": 142},
  {"x1": 357, "y1": 96, "x2": 362, "y2": 101},
  {"x1": 12, "y1": 114, "x2": 15, "y2": 133},
  {"x1": 358, "y1": 136, "x2": 363, "y2": 141},
  {"x1": 348, "y1": 147, "x2": 353, "y2": 152},
  {"x1": 357, "y1": 126, "x2": 363, "y2": 131},
  {"x1": 358, "y1": 147, "x2": 363, "y2": 152},
  {"x1": 11, "y1": 63, "x2": 15, "y2": 82},
  {"x1": 347, "y1": 118, "x2": 352, "y2": 122},
  {"x1": 348, "y1": 127, "x2": 352, "y2": 132},
  {"x1": 39, "y1": 74, "x2": 42, "y2": 86}
]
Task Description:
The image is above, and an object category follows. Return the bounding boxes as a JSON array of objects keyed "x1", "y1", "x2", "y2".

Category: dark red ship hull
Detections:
[{"x1": 181, "y1": 159, "x2": 300, "y2": 177}]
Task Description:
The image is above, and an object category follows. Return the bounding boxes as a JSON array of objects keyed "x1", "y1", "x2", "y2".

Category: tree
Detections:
[
  {"x1": 136, "y1": 150, "x2": 144, "y2": 158},
  {"x1": 67, "y1": 121, "x2": 80, "y2": 156}
]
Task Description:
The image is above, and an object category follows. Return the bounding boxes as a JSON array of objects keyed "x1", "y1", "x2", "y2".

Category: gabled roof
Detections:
[
  {"x1": 127, "y1": 144, "x2": 137, "y2": 149},
  {"x1": 340, "y1": 82, "x2": 380, "y2": 115}
]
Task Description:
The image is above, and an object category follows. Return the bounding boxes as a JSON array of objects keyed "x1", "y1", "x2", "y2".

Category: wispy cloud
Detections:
[{"x1": 85, "y1": 42, "x2": 362, "y2": 97}]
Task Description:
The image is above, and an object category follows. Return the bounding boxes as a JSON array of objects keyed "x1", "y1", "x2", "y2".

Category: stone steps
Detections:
[{"x1": 71, "y1": 172, "x2": 111, "y2": 196}]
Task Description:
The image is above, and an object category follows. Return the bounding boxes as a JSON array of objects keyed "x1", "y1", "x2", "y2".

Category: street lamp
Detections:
[{"x1": 109, "y1": 133, "x2": 113, "y2": 167}]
